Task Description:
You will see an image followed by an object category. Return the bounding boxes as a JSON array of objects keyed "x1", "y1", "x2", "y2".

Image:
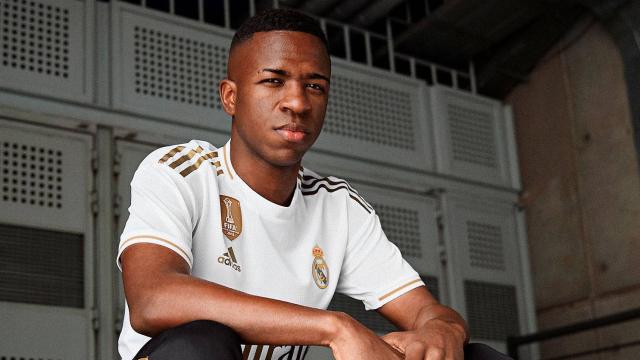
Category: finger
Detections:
[
  {"x1": 387, "y1": 343, "x2": 405, "y2": 359},
  {"x1": 404, "y1": 342, "x2": 426, "y2": 360},
  {"x1": 424, "y1": 347, "x2": 445, "y2": 360},
  {"x1": 446, "y1": 337, "x2": 464, "y2": 360},
  {"x1": 381, "y1": 332, "x2": 409, "y2": 353}
]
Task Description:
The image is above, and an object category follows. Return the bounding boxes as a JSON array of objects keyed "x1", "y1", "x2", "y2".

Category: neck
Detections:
[{"x1": 229, "y1": 141, "x2": 299, "y2": 207}]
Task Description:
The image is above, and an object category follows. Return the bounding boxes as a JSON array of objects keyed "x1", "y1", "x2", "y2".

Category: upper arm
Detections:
[
  {"x1": 117, "y1": 151, "x2": 198, "y2": 271},
  {"x1": 117, "y1": 151, "x2": 198, "y2": 323},
  {"x1": 121, "y1": 243, "x2": 190, "y2": 329},
  {"x1": 377, "y1": 286, "x2": 439, "y2": 331}
]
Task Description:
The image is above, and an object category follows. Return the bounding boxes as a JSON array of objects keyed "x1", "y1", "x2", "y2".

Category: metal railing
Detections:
[
  {"x1": 117, "y1": 0, "x2": 477, "y2": 93},
  {"x1": 507, "y1": 308, "x2": 640, "y2": 360}
]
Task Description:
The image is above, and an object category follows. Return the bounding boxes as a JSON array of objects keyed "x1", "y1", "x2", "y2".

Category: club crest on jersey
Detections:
[
  {"x1": 312, "y1": 245, "x2": 329, "y2": 289},
  {"x1": 220, "y1": 195, "x2": 242, "y2": 240}
]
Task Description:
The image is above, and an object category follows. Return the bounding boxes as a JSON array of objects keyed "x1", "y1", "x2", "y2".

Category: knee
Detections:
[
  {"x1": 139, "y1": 320, "x2": 242, "y2": 360},
  {"x1": 171, "y1": 320, "x2": 242, "y2": 345}
]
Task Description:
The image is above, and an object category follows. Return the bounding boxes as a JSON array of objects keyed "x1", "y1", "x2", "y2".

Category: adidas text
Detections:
[{"x1": 218, "y1": 255, "x2": 241, "y2": 272}]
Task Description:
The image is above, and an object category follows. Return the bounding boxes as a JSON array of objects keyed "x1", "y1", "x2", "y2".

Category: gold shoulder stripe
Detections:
[
  {"x1": 158, "y1": 146, "x2": 185, "y2": 164},
  {"x1": 179, "y1": 151, "x2": 219, "y2": 177},
  {"x1": 120, "y1": 235, "x2": 191, "y2": 264},
  {"x1": 169, "y1": 149, "x2": 197, "y2": 169},
  {"x1": 195, "y1": 145, "x2": 204, "y2": 153},
  {"x1": 378, "y1": 279, "x2": 423, "y2": 301}
]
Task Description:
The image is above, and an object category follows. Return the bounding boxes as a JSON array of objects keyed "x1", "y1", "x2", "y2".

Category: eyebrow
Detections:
[{"x1": 261, "y1": 68, "x2": 330, "y2": 83}]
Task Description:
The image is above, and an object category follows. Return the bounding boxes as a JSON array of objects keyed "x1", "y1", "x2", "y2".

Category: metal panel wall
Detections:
[
  {"x1": 0, "y1": 0, "x2": 94, "y2": 103},
  {"x1": 430, "y1": 86, "x2": 514, "y2": 187},
  {"x1": 0, "y1": 120, "x2": 91, "y2": 232},
  {"x1": 111, "y1": 2, "x2": 233, "y2": 131},
  {"x1": 314, "y1": 59, "x2": 434, "y2": 171},
  {"x1": 442, "y1": 192, "x2": 525, "y2": 352},
  {"x1": 0, "y1": 119, "x2": 94, "y2": 360}
]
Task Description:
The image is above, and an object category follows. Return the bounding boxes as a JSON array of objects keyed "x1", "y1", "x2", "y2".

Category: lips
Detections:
[{"x1": 275, "y1": 123, "x2": 309, "y2": 143}]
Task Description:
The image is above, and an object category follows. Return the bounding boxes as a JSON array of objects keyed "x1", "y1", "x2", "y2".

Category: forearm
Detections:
[
  {"x1": 132, "y1": 271, "x2": 340, "y2": 346},
  {"x1": 413, "y1": 303, "x2": 469, "y2": 343}
]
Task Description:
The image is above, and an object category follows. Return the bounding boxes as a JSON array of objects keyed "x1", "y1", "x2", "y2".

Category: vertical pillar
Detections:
[{"x1": 95, "y1": 126, "x2": 117, "y2": 360}]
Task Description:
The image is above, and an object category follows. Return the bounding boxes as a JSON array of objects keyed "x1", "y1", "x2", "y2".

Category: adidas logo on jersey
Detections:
[{"x1": 218, "y1": 247, "x2": 242, "y2": 272}]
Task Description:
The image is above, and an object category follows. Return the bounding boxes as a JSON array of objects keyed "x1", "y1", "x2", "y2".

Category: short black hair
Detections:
[{"x1": 230, "y1": 9, "x2": 328, "y2": 53}]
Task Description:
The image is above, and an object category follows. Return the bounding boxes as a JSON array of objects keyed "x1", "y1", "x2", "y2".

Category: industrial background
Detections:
[{"x1": 0, "y1": 0, "x2": 639, "y2": 359}]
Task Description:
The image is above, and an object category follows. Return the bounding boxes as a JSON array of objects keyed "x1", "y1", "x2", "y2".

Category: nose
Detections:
[{"x1": 279, "y1": 82, "x2": 311, "y2": 116}]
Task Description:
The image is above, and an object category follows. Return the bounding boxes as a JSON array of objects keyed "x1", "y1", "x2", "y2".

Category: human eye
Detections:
[
  {"x1": 306, "y1": 83, "x2": 326, "y2": 93},
  {"x1": 259, "y1": 78, "x2": 283, "y2": 85}
]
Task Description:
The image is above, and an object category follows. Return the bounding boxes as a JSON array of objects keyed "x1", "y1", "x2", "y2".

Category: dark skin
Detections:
[
  {"x1": 121, "y1": 31, "x2": 468, "y2": 360},
  {"x1": 221, "y1": 30, "x2": 330, "y2": 205}
]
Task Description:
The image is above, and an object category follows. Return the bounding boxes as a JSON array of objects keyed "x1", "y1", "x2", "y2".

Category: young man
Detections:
[{"x1": 118, "y1": 9, "x2": 511, "y2": 360}]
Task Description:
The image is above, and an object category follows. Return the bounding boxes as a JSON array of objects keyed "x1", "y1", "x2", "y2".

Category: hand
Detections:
[
  {"x1": 381, "y1": 318, "x2": 466, "y2": 360},
  {"x1": 329, "y1": 312, "x2": 404, "y2": 360}
]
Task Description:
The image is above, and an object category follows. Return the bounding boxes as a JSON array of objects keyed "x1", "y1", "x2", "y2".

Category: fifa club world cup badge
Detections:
[
  {"x1": 220, "y1": 195, "x2": 242, "y2": 240},
  {"x1": 312, "y1": 245, "x2": 329, "y2": 289}
]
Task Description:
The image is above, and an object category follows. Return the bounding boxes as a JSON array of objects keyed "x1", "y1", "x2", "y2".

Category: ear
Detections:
[{"x1": 219, "y1": 79, "x2": 237, "y2": 117}]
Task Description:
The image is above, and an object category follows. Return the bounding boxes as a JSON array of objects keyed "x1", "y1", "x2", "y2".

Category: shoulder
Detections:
[
  {"x1": 300, "y1": 167, "x2": 374, "y2": 215},
  {"x1": 141, "y1": 140, "x2": 225, "y2": 178}
]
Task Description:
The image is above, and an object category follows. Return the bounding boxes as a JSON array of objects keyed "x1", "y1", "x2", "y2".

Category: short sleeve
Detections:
[
  {"x1": 117, "y1": 156, "x2": 196, "y2": 270},
  {"x1": 337, "y1": 210, "x2": 424, "y2": 310}
]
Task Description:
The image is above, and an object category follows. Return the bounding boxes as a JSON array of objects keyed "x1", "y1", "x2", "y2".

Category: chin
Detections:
[{"x1": 268, "y1": 148, "x2": 306, "y2": 168}]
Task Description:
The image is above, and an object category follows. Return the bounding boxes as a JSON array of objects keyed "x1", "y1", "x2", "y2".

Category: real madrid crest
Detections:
[
  {"x1": 220, "y1": 195, "x2": 242, "y2": 240},
  {"x1": 312, "y1": 245, "x2": 329, "y2": 289}
]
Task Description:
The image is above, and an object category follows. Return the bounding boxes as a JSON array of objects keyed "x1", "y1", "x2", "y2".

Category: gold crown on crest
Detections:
[{"x1": 312, "y1": 246, "x2": 324, "y2": 258}]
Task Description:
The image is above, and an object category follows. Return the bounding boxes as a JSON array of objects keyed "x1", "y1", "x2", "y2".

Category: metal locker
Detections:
[
  {"x1": 111, "y1": 1, "x2": 233, "y2": 131},
  {"x1": 430, "y1": 85, "x2": 516, "y2": 188},
  {"x1": 0, "y1": 0, "x2": 94, "y2": 103},
  {"x1": 441, "y1": 191, "x2": 532, "y2": 353},
  {"x1": 0, "y1": 118, "x2": 95, "y2": 360}
]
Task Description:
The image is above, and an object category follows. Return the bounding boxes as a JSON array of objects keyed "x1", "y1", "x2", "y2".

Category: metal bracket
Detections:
[
  {"x1": 90, "y1": 148, "x2": 99, "y2": 174},
  {"x1": 91, "y1": 307, "x2": 100, "y2": 331},
  {"x1": 90, "y1": 190, "x2": 99, "y2": 216},
  {"x1": 113, "y1": 151, "x2": 122, "y2": 176},
  {"x1": 438, "y1": 243, "x2": 448, "y2": 266}
]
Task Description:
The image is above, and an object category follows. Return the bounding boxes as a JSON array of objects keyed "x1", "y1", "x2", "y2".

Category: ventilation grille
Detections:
[
  {"x1": 0, "y1": 223, "x2": 84, "y2": 308},
  {"x1": 373, "y1": 203, "x2": 422, "y2": 258},
  {"x1": 467, "y1": 221, "x2": 505, "y2": 271},
  {"x1": 464, "y1": 280, "x2": 519, "y2": 341},
  {"x1": 1, "y1": 141, "x2": 63, "y2": 209},
  {"x1": 448, "y1": 104, "x2": 497, "y2": 168},
  {"x1": 328, "y1": 293, "x2": 396, "y2": 333},
  {"x1": 325, "y1": 75, "x2": 415, "y2": 150},
  {"x1": 133, "y1": 25, "x2": 226, "y2": 110},
  {"x1": 0, "y1": 0, "x2": 70, "y2": 78}
]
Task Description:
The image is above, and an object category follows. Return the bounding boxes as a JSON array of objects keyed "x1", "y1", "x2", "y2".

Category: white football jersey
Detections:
[{"x1": 117, "y1": 139, "x2": 424, "y2": 360}]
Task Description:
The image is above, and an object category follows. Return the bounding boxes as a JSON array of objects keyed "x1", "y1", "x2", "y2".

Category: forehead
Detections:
[{"x1": 229, "y1": 31, "x2": 330, "y2": 75}]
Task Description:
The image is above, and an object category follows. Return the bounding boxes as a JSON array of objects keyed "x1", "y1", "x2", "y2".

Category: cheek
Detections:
[
  {"x1": 239, "y1": 89, "x2": 274, "y2": 112},
  {"x1": 312, "y1": 99, "x2": 328, "y2": 122}
]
